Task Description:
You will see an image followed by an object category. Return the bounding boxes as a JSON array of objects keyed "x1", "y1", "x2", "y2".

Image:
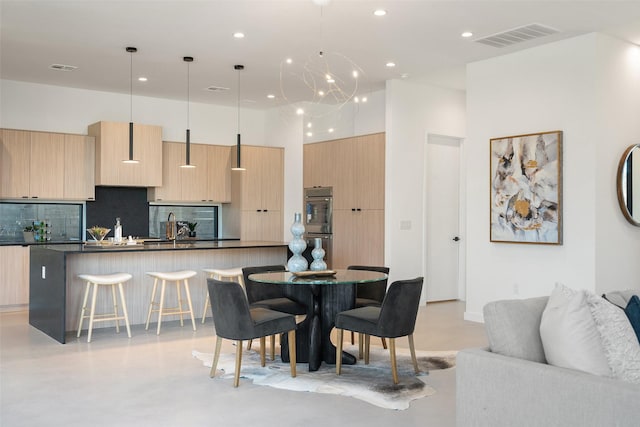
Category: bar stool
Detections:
[
  {"x1": 145, "y1": 270, "x2": 197, "y2": 335},
  {"x1": 76, "y1": 272, "x2": 132, "y2": 343},
  {"x1": 201, "y1": 268, "x2": 244, "y2": 323}
]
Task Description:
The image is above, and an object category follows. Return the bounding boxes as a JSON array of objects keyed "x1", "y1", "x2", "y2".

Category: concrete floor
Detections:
[{"x1": 0, "y1": 301, "x2": 487, "y2": 427}]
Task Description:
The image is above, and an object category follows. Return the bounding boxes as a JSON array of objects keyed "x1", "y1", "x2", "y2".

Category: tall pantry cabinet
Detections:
[{"x1": 303, "y1": 132, "x2": 385, "y2": 269}]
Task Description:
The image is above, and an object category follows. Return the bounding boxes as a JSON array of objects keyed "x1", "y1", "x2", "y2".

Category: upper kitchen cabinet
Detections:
[
  {"x1": 64, "y1": 134, "x2": 95, "y2": 200},
  {"x1": 333, "y1": 133, "x2": 385, "y2": 210},
  {"x1": 1, "y1": 129, "x2": 94, "y2": 200},
  {"x1": 148, "y1": 141, "x2": 231, "y2": 203},
  {"x1": 223, "y1": 145, "x2": 284, "y2": 241},
  {"x1": 303, "y1": 139, "x2": 337, "y2": 189},
  {"x1": 88, "y1": 121, "x2": 162, "y2": 187}
]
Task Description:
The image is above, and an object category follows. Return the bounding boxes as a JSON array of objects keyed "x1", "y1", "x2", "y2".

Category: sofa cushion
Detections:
[
  {"x1": 625, "y1": 295, "x2": 640, "y2": 344},
  {"x1": 603, "y1": 289, "x2": 637, "y2": 308},
  {"x1": 586, "y1": 292, "x2": 640, "y2": 384},
  {"x1": 483, "y1": 296, "x2": 548, "y2": 363},
  {"x1": 540, "y1": 284, "x2": 611, "y2": 376}
]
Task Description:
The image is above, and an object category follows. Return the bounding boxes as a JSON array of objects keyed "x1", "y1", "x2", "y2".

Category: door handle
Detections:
[{"x1": 452, "y1": 236, "x2": 460, "y2": 242}]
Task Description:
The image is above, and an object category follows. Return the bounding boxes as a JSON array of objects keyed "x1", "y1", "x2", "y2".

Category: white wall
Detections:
[
  {"x1": 384, "y1": 79, "x2": 466, "y2": 303},
  {"x1": 0, "y1": 79, "x2": 266, "y2": 146},
  {"x1": 465, "y1": 33, "x2": 640, "y2": 321}
]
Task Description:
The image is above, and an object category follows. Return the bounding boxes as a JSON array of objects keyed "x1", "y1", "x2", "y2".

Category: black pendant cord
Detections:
[
  {"x1": 125, "y1": 46, "x2": 137, "y2": 163},
  {"x1": 184, "y1": 56, "x2": 193, "y2": 166},
  {"x1": 234, "y1": 64, "x2": 245, "y2": 170}
]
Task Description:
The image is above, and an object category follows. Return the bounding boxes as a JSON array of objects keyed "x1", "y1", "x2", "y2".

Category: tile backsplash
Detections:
[{"x1": 0, "y1": 202, "x2": 83, "y2": 243}]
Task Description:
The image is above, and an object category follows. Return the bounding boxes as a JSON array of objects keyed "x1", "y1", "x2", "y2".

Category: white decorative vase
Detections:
[
  {"x1": 310, "y1": 237, "x2": 327, "y2": 271},
  {"x1": 287, "y1": 213, "x2": 308, "y2": 272}
]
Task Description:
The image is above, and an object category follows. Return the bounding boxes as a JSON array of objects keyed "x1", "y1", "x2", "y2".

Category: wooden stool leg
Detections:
[
  {"x1": 156, "y1": 279, "x2": 166, "y2": 335},
  {"x1": 118, "y1": 282, "x2": 132, "y2": 338},
  {"x1": 176, "y1": 281, "x2": 184, "y2": 327},
  {"x1": 77, "y1": 281, "x2": 91, "y2": 338},
  {"x1": 183, "y1": 279, "x2": 196, "y2": 331},
  {"x1": 201, "y1": 291, "x2": 210, "y2": 324},
  {"x1": 111, "y1": 284, "x2": 120, "y2": 333},
  {"x1": 336, "y1": 328, "x2": 343, "y2": 375},
  {"x1": 145, "y1": 278, "x2": 158, "y2": 330},
  {"x1": 87, "y1": 282, "x2": 99, "y2": 343}
]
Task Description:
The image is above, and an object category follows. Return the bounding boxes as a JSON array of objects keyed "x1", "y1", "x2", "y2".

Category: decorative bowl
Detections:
[{"x1": 87, "y1": 226, "x2": 110, "y2": 243}]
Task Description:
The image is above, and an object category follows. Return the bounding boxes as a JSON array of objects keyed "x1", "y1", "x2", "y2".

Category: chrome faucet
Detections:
[{"x1": 166, "y1": 212, "x2": 177, "y2": 240}]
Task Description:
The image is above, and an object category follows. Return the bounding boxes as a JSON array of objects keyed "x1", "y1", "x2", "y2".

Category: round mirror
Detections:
[{"x1": 617, "y1": 144, "x2": 640, "y2": 226}]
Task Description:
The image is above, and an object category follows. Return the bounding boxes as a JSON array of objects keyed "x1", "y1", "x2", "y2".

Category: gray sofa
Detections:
[{"x1": 456, "y1": 296, "x2": 640, "y2": 427}]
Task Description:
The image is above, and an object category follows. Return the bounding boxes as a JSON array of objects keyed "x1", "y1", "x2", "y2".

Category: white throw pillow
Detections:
[
  {"x1": 586, "y1": 292, "x2": 640, "y2": 384},
  {"x1": 540, "y1": 283, "x2": 611, "y2": 376}
]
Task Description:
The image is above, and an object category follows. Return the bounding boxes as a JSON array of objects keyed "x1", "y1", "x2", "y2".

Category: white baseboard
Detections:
[{"x1": 464, "y1": 310, "x2": 484, "y2": 323}]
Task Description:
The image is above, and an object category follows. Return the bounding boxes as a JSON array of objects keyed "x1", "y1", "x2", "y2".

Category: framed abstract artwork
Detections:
[{"x1": 490, "y1": 130, "x2": 563, "y2": 244}]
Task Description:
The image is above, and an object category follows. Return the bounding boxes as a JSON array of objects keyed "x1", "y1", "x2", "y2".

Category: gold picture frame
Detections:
[{"x1": 490, "y1": 130, "x2": 563, "y2": 244}]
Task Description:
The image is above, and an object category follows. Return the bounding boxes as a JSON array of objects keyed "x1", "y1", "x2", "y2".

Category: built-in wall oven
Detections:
[{"x1": 304, "y1": 187, "x2": 333, "y2": 268}]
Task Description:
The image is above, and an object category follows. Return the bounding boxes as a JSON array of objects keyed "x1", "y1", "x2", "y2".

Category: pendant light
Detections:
[
  {"x1": 123, "y1": 46, "x2": 139, "y2": 164},
  {"x1": 231, "y1": 64, "x2": 246, "y2": 171},
  {"x1": 181, "y1": 56, "x2": 195, "y2": 168}
]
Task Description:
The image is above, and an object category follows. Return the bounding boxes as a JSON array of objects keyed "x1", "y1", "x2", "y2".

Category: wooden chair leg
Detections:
[
  {"x1": 288, "y1": 330, "x2": 296, "y2": 378},
  {"x1": 270, "y1": 334, "x2": 276, "y2": 360},
  {"x1": 364, "y1": 334, "x2": 371, "y2": 364},
  {"x1": 408, "y1": 334, "x2": 419, "y2": 374},
  {"x1": 210, "y1": 336, "x2": 223, "y2": 378},
  {"x1": 247, "y1": 339, "x2": 252, "y2": 350},
  {"x1": 358, "y1": 333, "x2": 364, "y2": 359},
  {"x1": 336, "y1": 328, "x2": 343, "y2": 375},
  {"x1": 351, "y1": 331, "x2": 355, "y2": 345},
  {"x1": 260, "y1": 336, "x2": 266, "y2": 367},
  {"x1": 381, "y1": 337, "x2": 388, "y2": 349},
  {"x1": 389, "y1": 337, "x2": 398, "y2": 384},
  {"x1": 234, "y1": 339, "x2": 243, "y2": 387}
]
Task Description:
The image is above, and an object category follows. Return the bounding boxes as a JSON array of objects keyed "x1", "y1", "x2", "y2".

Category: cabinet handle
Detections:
[
  {"x1": 357, "y1": 208, "x2": 361, "y2": 211},
  {"x1": 263, "y1": 209, "x2": 268, "y2": 212},
  {"x1": 22, "y1": 196, "x2": 29, "y2": 198},
  {"x1": 256, "y1": 209, "x2": 262, "y2": 212},
  {"x1": 351, "y1": 208, "x2": 356, "y2": 212},
  {"x1": 31, "y1": 196, "x2": 38, "y2": 199}
]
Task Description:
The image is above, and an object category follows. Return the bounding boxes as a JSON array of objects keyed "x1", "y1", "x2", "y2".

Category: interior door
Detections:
[{"x1": 425, "y1": 134, "x2": 462, "y2": 302}]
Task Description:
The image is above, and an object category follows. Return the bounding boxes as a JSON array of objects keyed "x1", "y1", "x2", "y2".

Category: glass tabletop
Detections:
[{"x1": 248, "y1": 269, "x2": 387, "y2": 285}]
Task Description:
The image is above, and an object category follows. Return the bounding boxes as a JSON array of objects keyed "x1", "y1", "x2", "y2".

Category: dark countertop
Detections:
[
  {"x1": 31, "y1": 240, "x2": 287, "y2": 254},
  {"x1": 0, "y1": 238, "x2": 240, "y2": 247}
]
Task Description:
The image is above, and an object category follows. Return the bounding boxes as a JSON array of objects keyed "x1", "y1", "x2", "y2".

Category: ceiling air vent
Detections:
[
  {"x1": 206, "y1": 85, "x2": 229, "y2": 92},
  {"x1": 474, "y1": 23, "x2": 559, "y2": 48},
  {"x1": 49, "y1": 64, "x2": 78, "y2": 71}
]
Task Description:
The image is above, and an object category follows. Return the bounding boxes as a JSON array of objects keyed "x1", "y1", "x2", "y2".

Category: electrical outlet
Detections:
[{"x1": 41, "y1": 266, "x2": 46, "y2": 279}]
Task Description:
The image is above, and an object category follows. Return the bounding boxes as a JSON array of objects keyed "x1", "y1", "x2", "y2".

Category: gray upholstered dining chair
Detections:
[
  {"x1": 207, "y1": 278, "x2": 297, "y2": 387},
  {"x1": 335, "y1": 277, "x2": 424, "y2": 384},
  {"x1": 242, "y1": 265, "x2": 308, "y2": 357},
  {"x1": 347, "y1": 265, "x2": 390, "y2": 351}
]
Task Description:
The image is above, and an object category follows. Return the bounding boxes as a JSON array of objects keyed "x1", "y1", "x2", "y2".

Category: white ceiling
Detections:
[{"x1": 2, "y1": 0, "x2": 640, "y2": 110}]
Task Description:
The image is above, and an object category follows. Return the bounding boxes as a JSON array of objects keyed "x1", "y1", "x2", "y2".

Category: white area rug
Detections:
[{"x1": 192, "y1": 344, "x2": 456, "y2": 410}]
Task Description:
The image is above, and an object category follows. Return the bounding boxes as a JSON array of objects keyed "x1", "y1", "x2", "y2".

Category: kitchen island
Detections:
[{"x1": 29, "y1": 241, "x2": 288, "y2": 343}]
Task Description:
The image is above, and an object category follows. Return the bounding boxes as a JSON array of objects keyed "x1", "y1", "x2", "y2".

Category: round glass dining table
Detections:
[{"x1": 249, "y1": 269, "x2": 388, "y2": 371}]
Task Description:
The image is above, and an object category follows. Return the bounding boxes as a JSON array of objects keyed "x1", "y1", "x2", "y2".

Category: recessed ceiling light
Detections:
[
  {"x1": 386, "y1": 62, "x2": 396, "y2": 68},
  {"x1": 267, "y1": 94, "x2": 275, "y2": 99},
  {"x1": 373, "y1": 9, "x2": 386, "y2": 17},
  {"x1": 307, "y1": 122, "x2": 312, "y2": 128},
  {"x1": 328, "y1": 128, "x2": 334, "y2": 133},
  {"x1": 286, "y1": 58, "x2": 293, "y2": 64},
  {"x1": 233, "y1": 32, "x2": 245, "y2": 39},
  {"x1": 138, "y1": 77, "x2": 148, "y2": 82},
  {"x1": 461, "y1": 31, "x2": 473, "y2": 38},
  {"x1": 306, "y1": 131, "x2": 313, "y2": 137},
  {"x1": 296, "y1": 108, "x2": 304, "y2": 115}
]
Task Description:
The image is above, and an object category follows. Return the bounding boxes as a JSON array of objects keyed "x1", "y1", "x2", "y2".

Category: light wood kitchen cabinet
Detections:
[
  {"x1": 148, "y1": 141, "x2": 231, "y2": 203},
  {"x1": 0, "y1": 129, "x2": 31, "y2": 199},
  {"x1": 1, "y1": 129, "x2": 94, "y2": 200},
  {"x1": 303, "y1": 132, "x2": 385, "y2": 267},
  {"x1": 0, "y1": 246, "x2": 29, "y2": 307},
  {"x1": 223, "y1": 145, "x2": 284, "y2": 241},
  {"x1": 332, "y1": 209, "x2": 384, "y2": 269},
  {"x1": 89, "y1": 121, "x2": 163, "y2": 187},
  {"x1": 63, "y1": 134, "x2": 95, "y2": 200}
]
